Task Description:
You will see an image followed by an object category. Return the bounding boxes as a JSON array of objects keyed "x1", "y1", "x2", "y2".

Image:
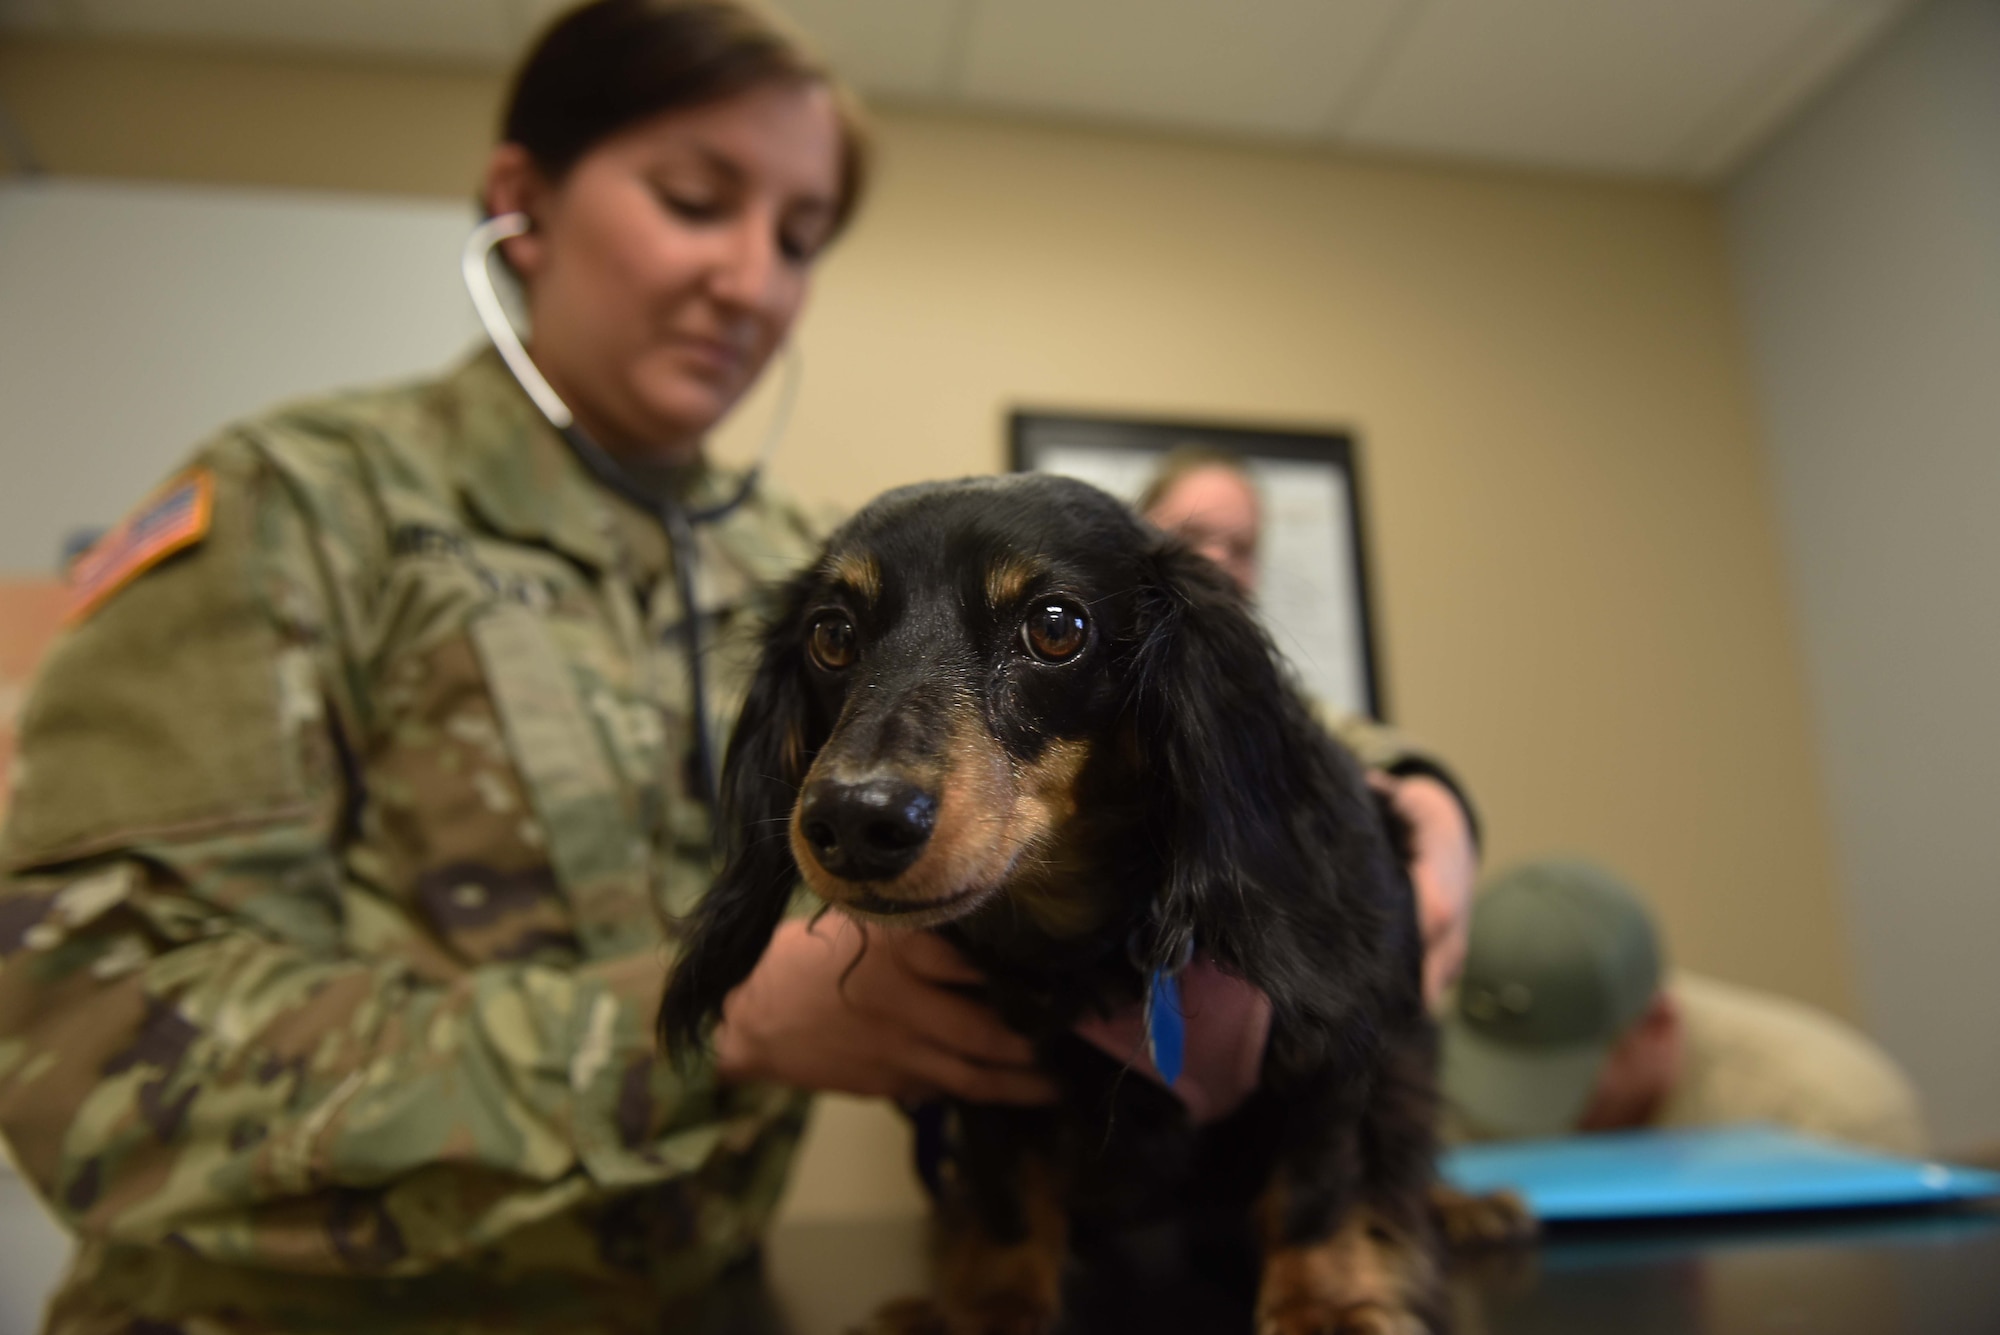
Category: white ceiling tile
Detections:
[
  {"x1": 74, "y1": 0, "x2": 516, "y2": 66},
  {"x1": 1670, "y1": 0, "x2": 1919, "y2": 179},
  {"x1": 769, "y1": 0, "x2": 968, "y2": 100},
  {"x1": 3, "y1": 0, "x2": 1917, "y2": 182},
  {"x1": 958, "y1": 0, "x2": 1412, "y2": 139},
  {"x1": 1344, "y1": 0, "x2": 1861, "y2": 176}
]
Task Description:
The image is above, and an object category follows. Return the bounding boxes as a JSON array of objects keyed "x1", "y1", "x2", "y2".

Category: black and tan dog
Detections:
[{"x1": 662, "y1": 474, "x2": 1501, "y2": 1334}]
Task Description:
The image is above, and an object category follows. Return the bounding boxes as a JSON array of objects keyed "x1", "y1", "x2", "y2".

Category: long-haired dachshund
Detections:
[{"x1": 663, "y1": 474, "x2": 1465, "y2": 1334}]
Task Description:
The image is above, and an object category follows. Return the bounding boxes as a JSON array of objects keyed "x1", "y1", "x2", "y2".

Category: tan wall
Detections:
[
  {"x1": 0, "y1": 36, "x2": 1859, "y2": 1204},
  {"x1": 0, "y1": 581, "x2": 66, "y2": 824}
]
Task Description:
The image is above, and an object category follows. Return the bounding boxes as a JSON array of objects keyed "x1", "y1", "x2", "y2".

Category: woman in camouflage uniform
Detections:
[{"x1": 0, "y1": 4, "x2": 1048, "y2": 1330}]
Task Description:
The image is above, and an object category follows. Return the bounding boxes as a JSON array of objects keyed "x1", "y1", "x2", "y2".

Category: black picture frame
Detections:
[{"x1": 1010, "y1": 409, "x2": 1385, "y2": 721}]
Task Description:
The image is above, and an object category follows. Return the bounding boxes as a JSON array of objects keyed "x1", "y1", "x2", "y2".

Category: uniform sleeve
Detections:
[{"x1": 0, "y1": 440, "x2": 762, "y2": 1276}]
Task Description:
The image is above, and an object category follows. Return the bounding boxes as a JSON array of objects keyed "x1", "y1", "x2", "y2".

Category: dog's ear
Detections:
[
  {"x1": 657, "y1": 574, "x2": 822, "y2": 1059},
  {"x1": 1130, "y1": 541, "x2": 1412, "y2": 1055}
]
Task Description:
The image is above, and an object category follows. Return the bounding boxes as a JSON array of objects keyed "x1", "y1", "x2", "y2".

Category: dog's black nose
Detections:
[{"x1": 798, "y1": 777, "x2": 937, "y2": 881}]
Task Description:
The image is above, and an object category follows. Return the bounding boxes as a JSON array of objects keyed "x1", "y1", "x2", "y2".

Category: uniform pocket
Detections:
[{"x1": 470, "y1": 604, "x2": 654, "y2": 956}]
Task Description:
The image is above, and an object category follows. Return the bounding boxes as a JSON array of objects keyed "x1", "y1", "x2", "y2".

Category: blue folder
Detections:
[{"x1": 1441, "y1": 1124, "x2": 2000, "y2": 1222}]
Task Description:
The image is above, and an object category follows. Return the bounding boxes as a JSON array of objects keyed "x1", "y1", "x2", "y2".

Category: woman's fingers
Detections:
[
  {"x1": 837, "y1": 921, "x2": 1038, "y2": 1068},
  {"x1": 730, "y1": 914, "x2": 1053, "y2": 1103},
  {"x1": 886, "y1": 978, "x2": 1040, "y2": 1069},
  {"x1": 795, "y1": 913, "x2": 985, "y2": 990},
  {"x1": 879, "y1": 925, "x2": 986, "y2": 986},
  {"x1": 890, "y1": 1036, "x2": 1059, "y2": 1106}
]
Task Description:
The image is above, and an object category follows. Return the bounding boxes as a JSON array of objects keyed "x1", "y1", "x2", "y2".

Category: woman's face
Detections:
[
  {"x1": 487, "y1": 81, "x2": 844, "y2": 461},
  {"x1": 1144, "y1": 466, "x2": 1263, "y2": 595}
]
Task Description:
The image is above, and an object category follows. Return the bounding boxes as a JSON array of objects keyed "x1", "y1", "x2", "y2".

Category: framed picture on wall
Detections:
[{"x1": 1010, "y1": 410, "x2": 1384, "y2": 720}]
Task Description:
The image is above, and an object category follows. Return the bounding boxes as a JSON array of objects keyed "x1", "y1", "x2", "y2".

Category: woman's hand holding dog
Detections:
[
  {"x1": 1382, "y1": 773, "x2": 1479, "y2": 1010},
  {"x1": 711, "y1": 916, "x2": 1059, "y2": 1105}
]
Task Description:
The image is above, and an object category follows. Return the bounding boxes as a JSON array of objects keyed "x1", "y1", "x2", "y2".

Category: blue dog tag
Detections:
[{"x1": 1146, "y1": 968, "x2": 1185, "y2": 1087}]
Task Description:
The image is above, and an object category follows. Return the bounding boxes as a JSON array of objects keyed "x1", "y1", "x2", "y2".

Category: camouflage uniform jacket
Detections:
[{"x1": 0, "y1": 350, "x2": 824, "y2": 1333}]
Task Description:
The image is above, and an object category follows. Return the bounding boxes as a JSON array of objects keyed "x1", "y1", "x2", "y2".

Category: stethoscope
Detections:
[{"x1": 461, "y1": 212, "x2": 800, "y2": 807}]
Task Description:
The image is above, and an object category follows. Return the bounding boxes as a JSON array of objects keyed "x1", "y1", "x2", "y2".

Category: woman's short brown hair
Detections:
[
  {"x1": 1136, "y1": 443, "x2": 1258, "y2": 519},
  {"x1": 501, "y1": 0, "x2": 871, "y2": 240}
]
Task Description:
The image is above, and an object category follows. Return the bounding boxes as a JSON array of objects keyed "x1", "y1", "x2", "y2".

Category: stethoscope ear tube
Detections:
[
  {"x1": 461, "y1": 213, "x2": 575, "y2": 430},
  {"x1": 460, "y1": 211, "x2": 801, "y2": 809}
]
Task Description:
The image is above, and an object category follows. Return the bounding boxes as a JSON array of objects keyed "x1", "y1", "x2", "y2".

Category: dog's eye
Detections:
[
  {"x1": 808, "y1": 612, "x2": 857, "y2": 671},
  {"x1": 1022, "y1": 601, "x2": 1090, "y2": 664}
]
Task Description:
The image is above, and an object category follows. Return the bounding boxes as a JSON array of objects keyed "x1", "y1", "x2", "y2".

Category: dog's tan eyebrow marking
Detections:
[
  {"x1": 823, "y1": 550, "x2": 881, "y2": 604},
  {"x1": 984, "y1": 554, "x2": 1046, "y2": 609}
]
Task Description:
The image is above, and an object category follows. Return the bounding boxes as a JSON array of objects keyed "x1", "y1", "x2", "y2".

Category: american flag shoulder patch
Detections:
[{"x1": 65, "y1": 470, "x2": 217, "y2": 624}]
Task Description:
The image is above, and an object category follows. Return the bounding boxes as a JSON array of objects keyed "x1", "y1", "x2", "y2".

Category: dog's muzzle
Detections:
[{"x1": 797, "y1": 776, "x2": 938, "y2": 882}]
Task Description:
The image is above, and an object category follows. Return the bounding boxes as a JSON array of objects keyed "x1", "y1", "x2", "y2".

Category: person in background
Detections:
[
  {"x1": 1139, "y1": 445, "x2": 1480, "y2": 1008},
  {"x1": 1136, "y1": 444, "x2": 1264, "y2": 593},
  {"x1": 1442, "y1": 859, "x2": 1927, "y2": 1154},
  {"x1": 0, "y1": 4, "x2": 1049, "y2": 1331}
]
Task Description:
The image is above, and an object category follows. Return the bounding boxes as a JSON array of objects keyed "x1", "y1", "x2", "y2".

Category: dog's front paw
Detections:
[
  {"x1": 851, "y1": 1295, "x2": 949, "y2": 1335},
  {"x1": 945, "y1": 1293, "x2": 1059, "y2": 1335},
  {"x1": 937, "y1": 1207, "x2": 1064, "y2": 1335},
  {"x1": 863, "y1": 1287, "x2": 1058, "y2": 1335},
  {"x1": 1428, "y1": 1184, "x2": 1538, "y2": 1251},
  {"x1": 1258, "y1": 1210, "x2": 1442, "y2": 1335},
  {"x1": 1261, "y1": 1297, "x2": 1429, "y2": 1335}
]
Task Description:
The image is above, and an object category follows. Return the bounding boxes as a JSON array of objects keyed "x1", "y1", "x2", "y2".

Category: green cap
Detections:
[{"x1": 1441, "y1": 860, "x2": 1662, "y2": 1138}]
